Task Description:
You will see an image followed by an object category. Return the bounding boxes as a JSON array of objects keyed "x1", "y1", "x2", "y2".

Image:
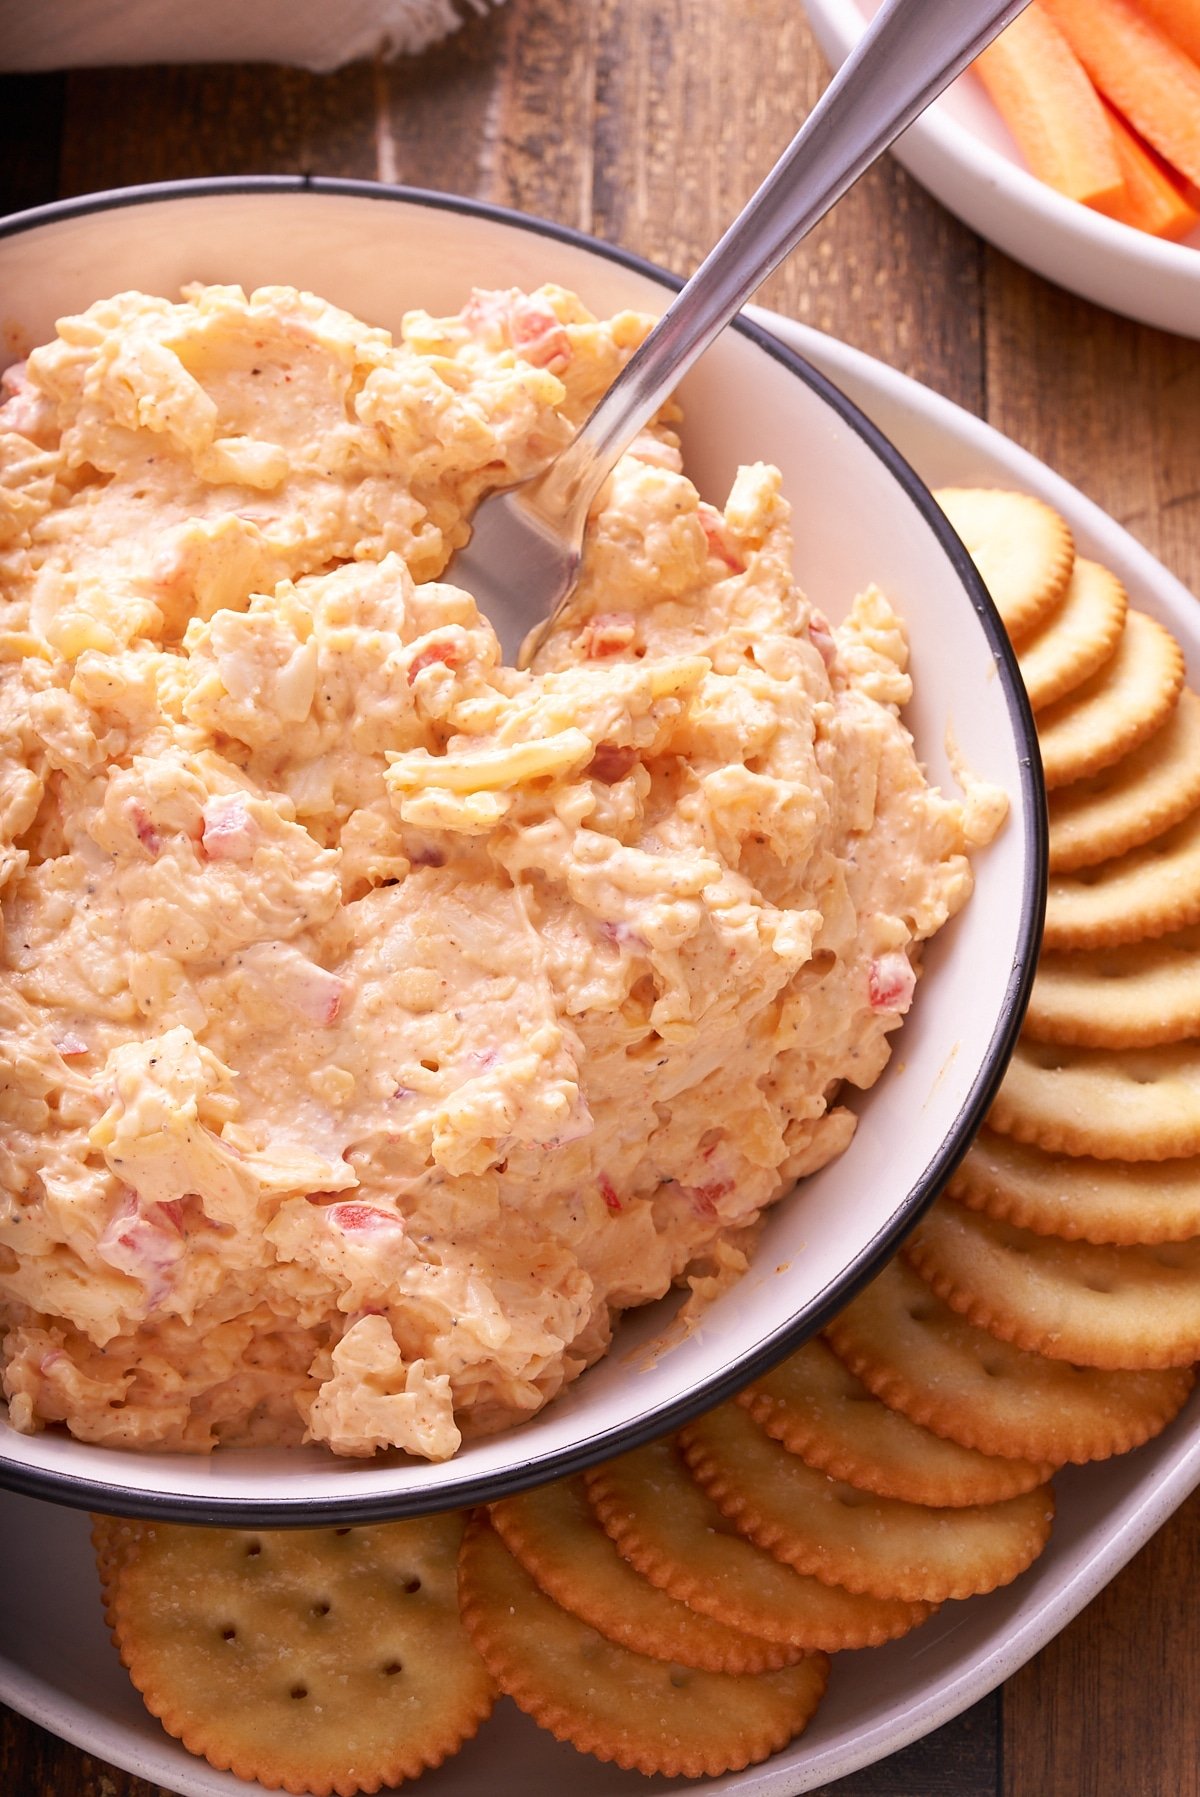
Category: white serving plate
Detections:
[
  {"x1": 4, "y1": 304, "x2": 1199, "y2": 1795},
  {"x1": 0, "y1": 184, "x2": 1041, "y2": 1526},
  {"x1": 802, "y1": 0, "x2": 1200, "y2": 337}
]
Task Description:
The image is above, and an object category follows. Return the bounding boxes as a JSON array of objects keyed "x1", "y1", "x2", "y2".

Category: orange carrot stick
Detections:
[
  {"x1": 1041, "y1": 0, "x2": 1200, "y2": 188},
  {"x1": 1134, "y1": 0, "x2": 1200, "y2": 69},
  {"x1": 973, "y1": 5, "x2": 1125, "y2": 207},
  {"x1": 1093, "y1": 98, "x2": 1200, "y2": 237}
]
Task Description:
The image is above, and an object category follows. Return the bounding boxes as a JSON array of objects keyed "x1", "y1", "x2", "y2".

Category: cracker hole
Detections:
[
  {"x1": 245, "y1": 1541, "x2": 262, "y2": 1558},
  {"x1": 311, "y1": 1601, "x2": 331, "y2": 1618},
  {"x1": 333, "y1": 1527, "x2": 351, "y2": 1537},
  {"x1": 669, "y1": 1669, "x2": 691, "y2": 1689},
  {"x1": 907, "y1": 1306, "x2": 936, "y2": 1324},
  {"x1": 1083, "y1": 1279, "x2": 1113, "y2": 1293},
  {"x1": 980, "y1": 1361, "x2": 1007, "y2": 1379},
  {"x1": 290, "y1": 1685, "x2": 308, "y2": 1701},
  {"x1": 220, "y1": 1626, "x2": 237, "y2": 1642},
  {"x1": 835, "y1": 1489, "x2": 870, "y2": 1508},
  {"x1": 381, "y1": 1660, "x2": 403, "y2": 1676},
  {"x1": 404, "y1": 1576, "x2": 422, "y2": 1595}
]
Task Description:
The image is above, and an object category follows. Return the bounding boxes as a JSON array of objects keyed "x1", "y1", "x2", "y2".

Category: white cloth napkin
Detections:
[{"x1": 0, "y1": 0, "x2": 506, "y2": 71}]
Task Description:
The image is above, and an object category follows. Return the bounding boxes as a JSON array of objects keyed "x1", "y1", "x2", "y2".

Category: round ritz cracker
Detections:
[
  {"x1": 583, "y1": 1438, "x2": 937, "y2": 1652},
  {"x1": 1034, "y1": 609, "x2": 1185, "y2": 791},
  {"x1": 106, "y1": 1514, "x2": 495, "y2": 1797},
  {"x1": 1048, "y1": 688, "x2": 1200, "y2": 873},
  {"x1": 678, "y1": 1399, "x2": 1055, "y2": 1605},
  {"x1": 988, "y1": 1036, "x2": 1200, "y2": 1160},
  {"x1": 1043, "y1": 802, "x2": 1200, "y2": 951},
  {"x1": 933, "y1": 486, "x2": 1074, "y2": 644},
  {"x1": 905, "y1": 1196, "x2": 1200, "y2": 1371},
  {"x1": 735, "y1": 1335, "x2": 1052, "y2": 1504},
  {"x1": 1024, "y1": 924, "x2": 1200, "y2": 1050},
  {"x1": 949, "y1": 1126, "x2": 1200, "y2": 1245},
  {"x1": 457, "y1": 1513, "x2": 829, "y2": 1781},
  {"x1": 1016, "y1": 556, "x2": 1127, "y2": 713},
  {"x1": 487, "y1": 1475, "x2": 800, "y2": 1673},
  {"x1": 823, "y1": 1257, "x2": 1195, "y2": 1467}
]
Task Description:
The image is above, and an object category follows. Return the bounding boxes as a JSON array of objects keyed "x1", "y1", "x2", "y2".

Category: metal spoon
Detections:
[{"x1": 450, "y1": 0, "x2": 1031, "y2": 665}]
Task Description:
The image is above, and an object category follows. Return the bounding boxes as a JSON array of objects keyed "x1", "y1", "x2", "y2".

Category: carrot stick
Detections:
[
  {"x1": 1093, "y1": 98, "x2": 1200, "y2": 237},
  {"x1": 1041, "y1": 0, "x2": 1200, "y2": 188},
  {"x1": 973, "y1": 5, "x2": 1125, "y2": 207},
  {"x1": 1133, "y1": 0, "x2": 1200, "y2": 69}
]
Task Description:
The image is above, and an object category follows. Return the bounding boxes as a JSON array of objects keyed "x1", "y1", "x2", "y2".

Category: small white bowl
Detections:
[
  {"x1": 803, "y1": 0, "x2": 1200, "y2": 338},
  {"x1": 0, "y1": 180, "x2": 1043, "y2": 1523}
]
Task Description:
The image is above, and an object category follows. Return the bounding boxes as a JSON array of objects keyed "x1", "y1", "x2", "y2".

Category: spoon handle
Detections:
[{"x1": 533, "y1": 0, "x2": 1031, "y2": 533}]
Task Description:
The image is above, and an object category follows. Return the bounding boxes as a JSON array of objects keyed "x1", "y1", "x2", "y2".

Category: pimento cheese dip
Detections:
[{"x1": 0, "y1": 282, "x2": 1000, "y2": 1459}]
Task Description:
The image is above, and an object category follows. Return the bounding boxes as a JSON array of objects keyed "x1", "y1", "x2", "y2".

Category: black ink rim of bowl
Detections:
[{"x1": 0, "y1": 176, "x2": 1046, "y2": 1524}]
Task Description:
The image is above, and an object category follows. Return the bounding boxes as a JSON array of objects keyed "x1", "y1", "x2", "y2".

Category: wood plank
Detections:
[
  {"x1": 812, "y1": 1693, "x2": 1000, "y2": 1796},
  {"x1": 582, "y1": 0, "x2": 985, "y2": 412},
  {"x1": 1004, "y1": 1492, "x2": 1200, "y2": 1797},
  {"x1": 983, "y1": 249, "x2": 1200, "y2": 595},
  {"x1": 57, "y1": 62, "x2": 380, "y2": 193},
  {"x1": 0, "y1": 72, "x2": 64, "y2": 215},
  {"x1": 0, "y1": 1706, "x2": 174, "y2": 1797}
]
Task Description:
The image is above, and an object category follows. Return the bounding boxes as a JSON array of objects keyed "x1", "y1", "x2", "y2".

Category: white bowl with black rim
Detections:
[{"x1": 0, "y1": 179, "x2": 1044, "y2": 1525}]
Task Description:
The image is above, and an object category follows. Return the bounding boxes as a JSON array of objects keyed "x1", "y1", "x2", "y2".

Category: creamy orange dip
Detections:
[{"x1": 0, "y1": 282, "x2": 1000, "y2": 1459}]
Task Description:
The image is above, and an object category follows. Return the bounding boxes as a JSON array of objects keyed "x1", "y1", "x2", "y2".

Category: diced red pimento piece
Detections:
[
  {"x1": 0, "y1": 360, "x2": 53, "y2": 441},
  {"x1": 407, "y1": 638, "x2": 465, "y2": 684},
  {"x1": 328, "y1": 1202, "x2": 405, "y2": 1234},
  {"x1": 680, "y1": 1179, "x2": 733, "y2": 1220},
  {"x1": 697, "y1": 503, "x2": 746, "y2": 574},
  {"x1": 290, "y1": 962, "x2": 347, "y2": 1027},
  {"x1": 581, "y1": 612, "x2": 638, "y2": 658},
  {"x1": 201, "y1": 793, "x2": 260, "y2": 862},
  {"x1": 808, "y1": 608, "x2": 837, "y2": 669},
  {"x1": 598, "y1": 1174, "x2": 622, "y2": 1214},
  {"x1": 509, "y1": 301, "x2": 572, "y2": 370},
  {"x1": 461, "y1": 289, "x2": 572, "y2": 370},
  {"x1": 129, "y1": 801, "x2": 161, "y2": 856},
  {"x1": 95, "y1": 1191, "x2": 186, "y2": 1304},
  {"x1": 588, "y1": 742, "x2": 639, "y2": 785},
  {"x1": 868, "y1": 951, "x2": 916, "y2": 1014}
]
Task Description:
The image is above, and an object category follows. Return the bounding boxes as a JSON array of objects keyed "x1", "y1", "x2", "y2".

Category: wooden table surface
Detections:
[{"x1": 2, "y1": 3, "x2": 1199, "y2": 1793}]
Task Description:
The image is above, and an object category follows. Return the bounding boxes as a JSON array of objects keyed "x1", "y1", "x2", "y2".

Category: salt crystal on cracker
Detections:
[
  {"x1": 1026, "y1": 924, "x2": 1200, "y2": 1050},
  {"x1": 907, "y1": 1197, "x2": 1200, "y2": 1370},
  {"x1": 1017, "y1": 556, "x2": 1127, "y2": 713},
  {"x1": 106, "y1": 1515, "x2": 494, "y2": 1797},
  {"x1": 950, "y1": 1126, "x2": 1200, "y2": 1245},
  {"x1": 457, "y1": 1513, "x2": 828, "y2": 1780},
  {"x1": 1036, "y1": 609, "x2": 1184, "y2": 790},
  {"x1": 679, "y1": 1399, "x2": 1055, "y2": 1604},
  {"x1": 488, "y1": 1475, "x2": 798, "y2": 1673},
  {"x1": 935, "y1": 486, "x2": 1074, "y2": 643},
  {"x1": 584, "y1": 1439, "x2": 935, "y2": 1651},
  {"x1": 1048, "y1": 689, "x2": 1200, "y2": 874},
  {"x1": 989, "y1": 1036, "x2": 1200, "y2": 1160},
  {"x1": 736, "y1": 1335, "x2": 1051, "y2": 1505},
  {"x1": 824, "y1": 1257, "x2": 1195, "y2": 1465},
  {"x1": 1045, "y1": 801, "x2": 1200, "y2": 949}
]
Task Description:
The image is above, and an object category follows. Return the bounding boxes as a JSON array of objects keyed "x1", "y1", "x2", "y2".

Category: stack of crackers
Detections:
[{"x1": 89, "y1": 487, "x2": 1200, "y2": 1795}]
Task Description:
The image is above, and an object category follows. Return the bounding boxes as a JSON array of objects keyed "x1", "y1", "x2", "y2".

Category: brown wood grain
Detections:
[
  {"x1": 2, "y1": 2, "x2": 1200, "y2": 1793},
  {"x1": 1003, "y1": 1491, "x2": 1200, "y2": 1797}
]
